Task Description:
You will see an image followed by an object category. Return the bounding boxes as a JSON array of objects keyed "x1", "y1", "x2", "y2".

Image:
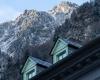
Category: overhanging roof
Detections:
[
  {"x1": 62, "y1": 38, "x2": 82, "y2": 48},
  {"x1": 21, "y1": 56, "x2": 52, "y2": 73},
  {"x1": 50, "y1": 38, "x2": 82, "y2": 55},
  {"x1": 31, "y1": 37, "x2": 100, "y2": 80},
  {"x1": 30, "y1": 56, "x2": 52, "y2": 68}
]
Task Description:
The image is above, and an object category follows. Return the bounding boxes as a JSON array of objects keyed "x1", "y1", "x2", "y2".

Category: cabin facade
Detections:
[
  {"x1": 22, "y1": 38, "x2": 82, "y2": 80},
  {"x1": 31, "y1": 37, "x2": 100, "y2": 80},
  {"x1": 51, "y1": 38, "x2": 82, "y2": 63},
  {"x1": 21, "y1": 57, "x2": 51, "y2": 80}
]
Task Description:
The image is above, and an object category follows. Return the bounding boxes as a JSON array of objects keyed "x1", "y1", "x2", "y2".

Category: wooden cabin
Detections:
[
  {"x1": 22, "y1": 38, "x2": 82, "y2": 80},
  {"x1": 21, "y1": 56, "x2": 51, "y2": 80},
  {"x1": 51, "y1": 38, "x2": 82, "y2": 63},
  {"x1": 31, "y1": 37, "x2": 100, "y2": 80}
]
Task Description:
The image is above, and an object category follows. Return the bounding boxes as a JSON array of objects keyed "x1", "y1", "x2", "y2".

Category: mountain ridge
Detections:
[{"x1": 1, "y1": 1, "x2": 99, "y2": 80}]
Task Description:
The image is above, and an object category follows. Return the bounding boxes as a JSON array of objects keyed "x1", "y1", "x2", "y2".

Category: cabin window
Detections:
[
  {"x1": 28, "y1": 69, "x2": 35, "y2": 80},
  {"x1": 57, "y1": 50, "x2": 66, "y2": 61}
]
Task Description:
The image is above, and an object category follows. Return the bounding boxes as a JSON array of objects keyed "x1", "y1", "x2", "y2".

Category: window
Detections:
[
  {"x1": 57, "y1": 50, "x2": 66, "y2": 61},
  {"x1": 28, "y1": 69, "x2": 35, "y2": 80}
]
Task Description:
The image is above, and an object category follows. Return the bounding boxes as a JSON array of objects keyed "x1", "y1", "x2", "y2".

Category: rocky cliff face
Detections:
[
  {"x1": 0, "y1": 10, "x2": 57, "y2": 80},
  {"x1": 49, "y1": 1, "x2": 78, "y2": 25},
  {"x1": 1, "y1": 0, "x2": 100, "y2": 80},
  {"x1": 55, "y1": 0, "x2": 100, "y2": 44},
  {"x1": 0, "y1": 10, "x2": 56, "y2": 56},
  {"x1": 0, "y1": 2, "x2": 75, "y2": 80}
]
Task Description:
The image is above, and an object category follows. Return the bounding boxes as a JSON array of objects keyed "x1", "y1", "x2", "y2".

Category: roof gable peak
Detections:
[
  {"x1": 21, "y1": 57, "x2": 36, "y2": 73},
  {"x1": 51, "y1": 38, "x2": 68, "y2": 55}
]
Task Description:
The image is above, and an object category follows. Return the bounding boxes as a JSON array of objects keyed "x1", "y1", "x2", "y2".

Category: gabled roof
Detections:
[
  {"x1": 22, "y1": 56, "x2": 52, "y2": 73},
  {"x1": 50, "y1": 38, "x2": 67, "y2": 55},
  {"x1": 30, "y1": 56, "x2": 52, "y2": 68},
  {"x1": 31, "y1": 37, "x2": 100, "y2": 80},
  {"x1": 50, "y1": 38, "x2": 82, "y2": 55},
  {"x1": 62, "y1": 38, "x2": 82, "y2": 48}
]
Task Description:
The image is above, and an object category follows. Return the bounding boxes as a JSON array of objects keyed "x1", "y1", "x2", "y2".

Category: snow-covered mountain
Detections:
[
  {"x1": 0, "y1": 9, "x2": 57, "y2": 80},
  {"x1": 0, "y1": 10, "x2": 56, "y2": 56},
  {"x1": 0, "y1": 1, "x2": 77, "y2": 80},
  {"x1": 1, "y1": 0, "x2": 100, "y2": 80},
  {"x1": 49, "y1": 1, "x2": 78, "y2": 25}
]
